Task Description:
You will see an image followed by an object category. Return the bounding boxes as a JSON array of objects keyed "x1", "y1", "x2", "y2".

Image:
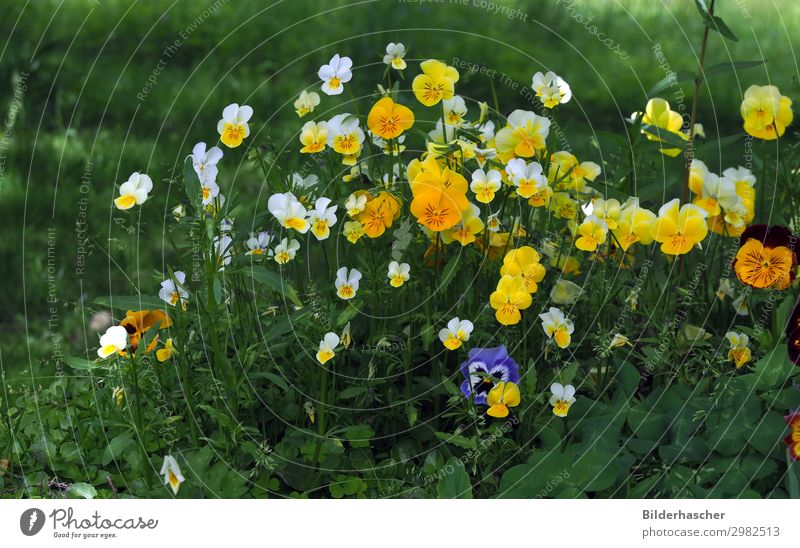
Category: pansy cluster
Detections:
[{"x1": 94, "y1": 40, "x2": 799, "y2": 493}]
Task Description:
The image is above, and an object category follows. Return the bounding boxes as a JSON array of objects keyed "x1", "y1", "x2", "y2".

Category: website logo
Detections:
[{"x1": 20, "y1": 508, "x2": 46, "y2": 536}]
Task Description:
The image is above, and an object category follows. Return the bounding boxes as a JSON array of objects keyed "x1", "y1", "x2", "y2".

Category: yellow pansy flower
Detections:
[
  {"x1": 299, "y1": 121, "x2": 328, "y2": 153},
  {"x1": 490, "y1": 275, "x2": 532, "y2": 326},
  {"x1": 412, "y1": 59, "x2": 460, "y2": 107},
  {"x1": 575, "y1": 215, "x2": 608, "y2": 252},
  {"x1": 741, "y1": 84, "x2": 793, "y2": 140},
  {"x1": 486, "y1": 382, "x2": 520, "y2": 418},
  {"x1": 156, "y1": 338, "x2": 175, "y2": 363},
  {"x1": 500, "y1": 246, "x2": 546, "y2": 293},
  {"x1": 650, "y1": 199, "x2": 708, "y2": 255},
  {"x1": 640, "y1": 98, "x2": 688, "y2": 157}
]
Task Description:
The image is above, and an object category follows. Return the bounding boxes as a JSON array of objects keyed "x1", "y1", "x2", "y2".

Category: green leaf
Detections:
[
  {"x1": 438, "y1": 255, "x2": 461, "y2": 293},
  {"x1": 436, "y1": 457, "x2": 473, "y2": 499},
  {"x1": 693, "y1": 1, "x2": 738, "y2": 41},
  {"x1": 102, "y1": 432, "x2": 134, "y2": 466},
  {"x1": 787, "y1": 453, "x2": 800, "y2": 499},
  {"x1": 750, "y1": 346, "x2": 796, "y2": 389},
  {"x1": 616, "y1": 361, "x2": 641, "y2": 396},
  {"x1": 344, "y1": 424, "x2": 374, "y2": 448},
  {"x1": 434, "y1": 431, "x2": 477, "y2": 449},
  {"x1": 334, "y1": 387, "x2": 363, "y2": 401},
  {"x1": 406, "y1": 404, "x2": 418, "y2": 427},
  {"x1": 640, "y1": 124, "x2": 688, "y2": 149},
  {"x1": 62, "y1": 354, "x2": 102, "y2": 370},
  {"x1": 239, "y1": 266, "x2": 302, "y2": 308},
  {"x1": 250, "y1": 371, "x2": 290, "y2": 392},
  {"x1": 262, "y1": 308, "x2": 311, "y2": 344},
  {"x1": 93, "y1": 295, "x2": 166, "y2": 311},
  {"x1": 68, "y1": 482, "x2": 97, "y2": 499},
  {"x1": 695, "y1": 133, "x2": 743, "y2": 156},
  {"x1": 647, "y1": 70, "x2": 695, "y2": 97},
  {"x1": 704, "y1": 60, "x2": 765, "y2": 77}
]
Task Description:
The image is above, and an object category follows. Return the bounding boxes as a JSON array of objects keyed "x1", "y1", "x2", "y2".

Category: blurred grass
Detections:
[{"x1": 0, "y1": 0, "x2": 798, "y2": 370}]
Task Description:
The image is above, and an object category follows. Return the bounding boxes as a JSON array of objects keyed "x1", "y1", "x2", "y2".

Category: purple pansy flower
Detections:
[{"x1": 459, "y1": 345, "x2": 520, "y2": 405}]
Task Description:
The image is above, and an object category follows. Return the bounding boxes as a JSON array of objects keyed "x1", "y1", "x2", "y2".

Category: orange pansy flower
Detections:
[
  {"x1": 367, "y1": 97, "x2": 414, "y2": 140},
  {"x1": 732, "y1": 225, "x2": 797, "y2": 289}
]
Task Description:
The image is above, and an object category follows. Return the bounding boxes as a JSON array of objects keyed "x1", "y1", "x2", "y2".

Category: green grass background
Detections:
[{"x1": 1, "y1": 0, "x2": 798, "y2": 372}]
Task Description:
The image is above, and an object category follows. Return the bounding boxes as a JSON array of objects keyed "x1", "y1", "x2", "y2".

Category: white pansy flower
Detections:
[
  {"x1": 539, "y1": 307, "x2": 574, "y2": 348},
  {"x1": 217, "y1": 103, "x2": 253, "y2": 148},
  {"x1": 383, "y1": 43, "x2": 407, "y2": 70},
  {"x1": 387, "y1": 261, "x2": 410, "y2": 288},
  {"x1": 273, "y1": 238, "x2": 300, "y2": 265},
  {"x1": 158, "y1": 271, "x2": 189, "y2": 308},
  {"x1": 318, "y1": 54, "x2": 353, "y2": 96},
  {"x1": 470, "y1": 168, "x2": 502, "y2": 204},
  {"x1": 97, "y1": 325, "x2": 128, "y2": 359},
  {"x1": 438, "y1": 317, "x2": 473, "y2": 350},
  {"x1": 245, "y1": 231, "x2": 273, "y2": 255},
  {"x1": 267, "y1": 192, "x2": 309, "y2": 233},
  {"x1": 345, "y1": 192, "x2": 368, "y2": 217},
  {"x1": 443, "y1": 95, "x2": 468, "y2": 127},
  {"x1": 531, "y1": 71, "x2": 571, "y2": 108},
  {"x1": 160, "y1": 455, "x2": 185, "y2": 495},
  {"x1": 326, "y1": 113, "x2": 365, "y2": 156},
  {"x1": 549, "y1": 383, "x2": 576, "y2": 417},
  {"x1": 335, "y1": 267, "x2": 362, "y2": 300},
  {"x1": 191, "y1": 142, "x2": 223, "y2": 181},
  {"x1": 114, "y1": 172, "x2": 153, "y2": 210},
  {"x1": 309, "y1": 197, "x2": 338, "y2": 240},
  {"x1": 505, "y1": 158, "x2": 547, "y2": 199}
]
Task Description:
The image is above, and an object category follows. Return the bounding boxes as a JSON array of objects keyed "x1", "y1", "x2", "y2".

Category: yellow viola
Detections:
[
  {"x1": 725, "y1": 331, "x2": 751, "y2": 368},
  {"x1": 548, "y1": 151, "x2": 600, "y2": 192},
  {"x1": 575, "y1": 215, "x2": 608, "y2": 252},
  {"x1": 650, "y1": 199, "x2": 708, "y2": 255},
  {"x1": 489, "y1": 275, "x2": 532, "y2": 326},
  {"x1": 442, "y1": 204, "x2": 484, "y2": 246},
  {"x1": 156, "y1": 338, "x2": 175, "y2": 363},
  {"x1": 500, "y1": 246, "x2": 546, "y2": 293},
  {"x1": 640, "y1": 98, "x2": 688, "y2": 157},
  {"x1": 412, "y1": 60, "x2": 460, "y2": 107},
  {"x1": 316, "y1": 333, "x2": 340, "y2": 365},
  {"x1": 549, "y1": 192, "x2": 577, "y2": 220},
  {"x1": 217, "y1": 103, "x2": 253, "y2": 148},
  {"x1": 299, "y1": 121, "x2": 328, "y2": 153},
  {"x1": 486, "y1": 382, "x2": 520, "y2": 418},
  {"x1": 741, "y1": 85, "x2": 793, "y2": 140},
  {"x1": 495, "y1": 109, "x2": 550, "y2": 161},
  {"x1": 612, "y1": 200, "x2": 656, "y2": 251}
]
